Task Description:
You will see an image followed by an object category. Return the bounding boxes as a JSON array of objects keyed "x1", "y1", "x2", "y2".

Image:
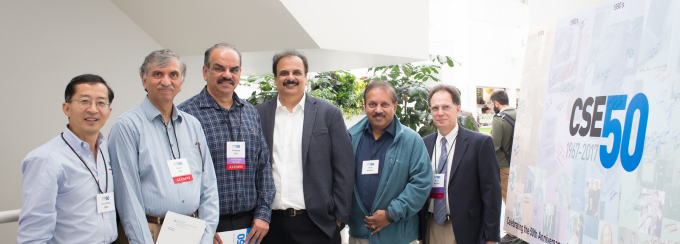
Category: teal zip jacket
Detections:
[{"x1": 347, "y1": 115, "x2": 432, "y2": 244}]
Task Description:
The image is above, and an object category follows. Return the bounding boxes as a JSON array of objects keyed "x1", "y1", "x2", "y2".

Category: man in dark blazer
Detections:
[
  {"x1": 418, "y1": 84, "x2": 501, "y2": 244},
  {"x1": 256, "y1": 50, "x2": 355, "y2": 244}
]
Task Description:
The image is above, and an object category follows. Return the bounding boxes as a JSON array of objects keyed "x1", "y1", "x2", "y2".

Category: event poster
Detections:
[{"x1": 505, "y1": 0, "x2": 680, "y2": 243}]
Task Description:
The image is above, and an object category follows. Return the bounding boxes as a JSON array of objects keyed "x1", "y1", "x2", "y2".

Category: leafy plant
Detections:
[
  {"x1": 242, "y1": 75, "x2": 276, "y2": 105},
  {"x1": 364, "y1": 55, "x2": 475, "y2": 136},
  {"x1": 242, "y1": 71, "x2": 366, "y2": 119},
  {"x1": 242, "y1": 55, "x2": 478, "y2": 136},
  {"x1": 308, "y1": 71, "x2": 366, "y2": 119}
]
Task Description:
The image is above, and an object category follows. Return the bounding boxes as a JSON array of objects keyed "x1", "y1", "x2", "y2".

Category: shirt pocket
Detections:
[
  {"x1": 242, "y1": 122, "x2": 261, "y2": 159},
  {"x1": 182, "y1": 141, "x2": 205, "y2": 176}
]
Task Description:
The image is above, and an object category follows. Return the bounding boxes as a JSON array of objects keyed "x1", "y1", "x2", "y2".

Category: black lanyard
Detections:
[
  {"x1": 222, "y1": 108, "x2": 243, "y2": 142},
  {"x1": 435, "y1": 136, "x2": 457, "y2": 174},
  {"x1": 368, "y1": 135, "x2": 389, "y2": 160},
  {"x1": 163, "y1": 109, "x2": 181, "y2": 159},
  {"x1": 61, "y1": 133, "x2": 108, "y2": 194}
]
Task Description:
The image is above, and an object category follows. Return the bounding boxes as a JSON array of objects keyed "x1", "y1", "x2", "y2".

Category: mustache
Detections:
[
  {"x1": 372, "y1": 113, "x2": 386, "y2": 118},
  {"x1": 283, "y1": 80, "x2": 299, "y2": 86},
  {"x1": 217, "y1": 77, "x2": 235, "y2": 85},
  {"x1": 157, "y1": 84, "x2": 174, "y2": 90}
]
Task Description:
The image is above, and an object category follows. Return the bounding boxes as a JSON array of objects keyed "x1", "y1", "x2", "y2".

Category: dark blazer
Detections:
[
  {"x1": 418, "y1": 127, "x2": 502, "y2": 244},
  {"x1": 255, "y1": 95, "x2": 355, "y2": 238}
]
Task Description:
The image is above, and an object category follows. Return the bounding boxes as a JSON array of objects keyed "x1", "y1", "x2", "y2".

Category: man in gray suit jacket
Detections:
[{"x1": 256, "y1": 50, "x2": 355, "y2": 244}]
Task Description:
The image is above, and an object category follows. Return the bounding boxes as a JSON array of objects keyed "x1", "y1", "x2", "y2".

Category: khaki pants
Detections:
[
  {"x1": 115, "y1": 221, "x2": 163, "y2": 243},
  {"x1": 500, "y1": 167, "x2": 514, "y2": 238},
  {"x1": 426, "y1": 215, "x2": 456, "y2": 244},
  {"x1": 500, "y1": 167, "x2": 509, "y2": 203},
  {"x1": 148, "y1": 222, "x2": 162, "y2": 242}
]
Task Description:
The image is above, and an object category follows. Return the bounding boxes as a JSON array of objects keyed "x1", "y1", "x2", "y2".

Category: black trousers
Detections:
[
  {"x1": 216, "y1": 211, "x2": 255, "y2": 232},
  {"x1": 261, "y1": 213, "x2": 341, "y2": 244}
]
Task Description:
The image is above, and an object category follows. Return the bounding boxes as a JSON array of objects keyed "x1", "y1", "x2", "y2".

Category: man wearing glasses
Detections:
[
  {"x1": 109, "y1": 49, "x2": 219, "y2": 244},
  {"x1": 418, "y1": 84, "x2": 501, "y2": 244},
  {"x1": 179, "y1": 43, "x2": 275, "y2": 244},
  {"x1": 18, "y1": 74, "x2": 117, "y2": 244}
]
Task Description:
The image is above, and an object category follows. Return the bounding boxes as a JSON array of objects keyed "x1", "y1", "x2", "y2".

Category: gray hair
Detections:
[
  {"x1": 139, "y1": 49, "x2": 187, "y2": 79},
  {"x1": 204, "y1": 42, "x2": 241, "y2": 68}
]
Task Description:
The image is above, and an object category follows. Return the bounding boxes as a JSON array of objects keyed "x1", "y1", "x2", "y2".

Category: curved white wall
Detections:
[{"x1": 0, "y1": 1, "x2": 163, "y2": 242}]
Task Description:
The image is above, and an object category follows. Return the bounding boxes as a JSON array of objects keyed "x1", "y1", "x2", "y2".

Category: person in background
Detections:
[{"x1": 489, "y1": 90, "x2": 518, "y2": 243}]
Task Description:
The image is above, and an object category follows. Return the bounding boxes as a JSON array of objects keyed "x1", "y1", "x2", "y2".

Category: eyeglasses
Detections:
[
  {"x1": 69, "y1": 98, "x2": 110, "y2": 109},
  {"x1": 430, "y1": 105, "x2": 453, "y2": 113}
]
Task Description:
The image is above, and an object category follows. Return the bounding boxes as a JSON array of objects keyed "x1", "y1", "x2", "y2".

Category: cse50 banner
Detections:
[{"x1": 505, "y1": 0, "x2": 680, "y2": 243}]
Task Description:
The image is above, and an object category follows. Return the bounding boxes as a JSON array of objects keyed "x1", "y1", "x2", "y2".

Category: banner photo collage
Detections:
[{"x1": 504, "y1": 0, "x2": 680, "y2": 243}]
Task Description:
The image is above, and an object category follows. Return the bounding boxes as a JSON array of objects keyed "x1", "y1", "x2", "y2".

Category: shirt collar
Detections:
[
  {"x1": 437, "y1": 124, "x2": 459, "y2": 145},
  {"x1": 500, "y1": 107, "x2": 514, "y2": 113},
  {"x1": 63, "y1": 125, "x2": 105, "y2": 149},
  {"x1": 142, "y1": 96, "x2": 182, "y2": 123},
  {"x1": 276, "y1": 93, "x2": 306, "y2": 112},
  {"x1": 364, "y1": 117, "x2": 396, "y2": 139},
  {"x1": 197, "y1": 86, "x2": 244, "y2": 109}
]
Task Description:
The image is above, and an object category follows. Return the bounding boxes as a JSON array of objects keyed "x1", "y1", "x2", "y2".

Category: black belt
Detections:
[
  {"x1": 272, "y1": 208, "x2": 306, "y2": 217},
  {"x1": 220, "y1": 211, "x2": 254, "y2": 220}
]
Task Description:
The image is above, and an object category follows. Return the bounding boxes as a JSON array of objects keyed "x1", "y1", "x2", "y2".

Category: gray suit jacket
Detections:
[{"x1": 255, "y1": 94, "x2": 355, "y2": 237}]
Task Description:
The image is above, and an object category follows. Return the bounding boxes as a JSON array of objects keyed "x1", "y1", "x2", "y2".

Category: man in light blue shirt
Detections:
[
  {"x1": 18, "y1": 74, "x2": 117, "y2": 244},
  {"x1": 108, "y1": 49, "x2": 219, "y2": 244}
]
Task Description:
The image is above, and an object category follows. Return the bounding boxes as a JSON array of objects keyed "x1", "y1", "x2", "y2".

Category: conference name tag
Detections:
[
  {"x1": 429, "y1": 174, "x2": 445, "y2": 199},
  {"x1": 362, "y1": 160, "x2": 379, "y2": 175},
  {"x1": 226, "y1": 141, "x2": 246, "y2": 170},
  {"x1": 96, "y1": 192, "x2": 115, "y2": 213},
  {"x1": 166, "y1": 158, "x2": 193, "y2": 183}
]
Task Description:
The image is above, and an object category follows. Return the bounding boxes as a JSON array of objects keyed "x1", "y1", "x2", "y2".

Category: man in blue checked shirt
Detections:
[
  {"x1": 18, "y1": 74, "x2": 117, "y2": 244},
  {"x1": 179, "y1": 43, "x2": 275, "y2": 244},
  {"x1": 109, "y1": 49, "x2": 219, "y2": 244}
]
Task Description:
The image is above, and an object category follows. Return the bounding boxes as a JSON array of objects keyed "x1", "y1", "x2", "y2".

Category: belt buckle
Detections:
[{"x1": 288, "y1": 209, "x2": 296, "y2": 217}]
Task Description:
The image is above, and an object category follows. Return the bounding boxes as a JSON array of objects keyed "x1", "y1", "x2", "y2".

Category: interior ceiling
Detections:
[
  {"x1": 110, "y1": 0, "x2": 428, "y2": 75},
  {"x1": 110, "y1": 0, "x2": 319, "y2": 56}
]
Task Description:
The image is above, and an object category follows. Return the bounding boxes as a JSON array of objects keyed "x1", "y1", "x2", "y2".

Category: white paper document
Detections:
[
  {"x1": 156, "y1": 211, "x2": 206, "y2": 244},
  {"x1": 217, "y1": 228, "x2": 252, "y2": 244}
]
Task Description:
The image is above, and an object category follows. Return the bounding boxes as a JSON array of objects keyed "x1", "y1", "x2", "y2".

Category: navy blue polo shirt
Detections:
[{"x1": 355, "y1": 119, "x2": 396, "y2": 213}]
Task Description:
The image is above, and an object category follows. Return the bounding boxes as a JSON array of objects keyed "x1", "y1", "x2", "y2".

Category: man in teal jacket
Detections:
[{"x1": 347, "y1": 81, "x2": 433, "y2": 244}]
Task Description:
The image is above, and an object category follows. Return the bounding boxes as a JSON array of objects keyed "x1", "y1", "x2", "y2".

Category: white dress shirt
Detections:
[
  {"x1": 271, "y1": 94, "x2": 306, "y2": 210},
  {"x1": 429, "y1": 124, "x2": 459, "y2": 215}
]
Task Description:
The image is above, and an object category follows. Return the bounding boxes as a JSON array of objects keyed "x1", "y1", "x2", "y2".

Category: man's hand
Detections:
[
  {"x1": 486, "y1": 241, "x2": 496, "y2": 244},
  {"x1": 364, "y1": 210, "x2": 391, "y2": 235},
  {"x1": 336, "y1": 220, "x2": 342, "y2": 228},
  {"x1": 213, "y1": 232, "x2": 223, "y2": 244},
  {"x1": 244, "y1": 219, "x2": 269, "y2": 244}
]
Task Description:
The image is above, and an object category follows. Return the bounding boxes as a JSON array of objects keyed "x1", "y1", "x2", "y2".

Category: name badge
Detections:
[
  {"x1": 167, "y1": 158, "x2": 193, "y2": 183},
  {"x1": 362, "y1": 160, "x2": 379, "y2": 175},
  {"x1": 96, "y1": 192, "x2": 115, "y2": 213},
  {"x1": 226, "y1": 141, "x2": 246, "y2": 170},
  {"x1": 429, "y1": 174, "x2": 446, "y2": 199}
]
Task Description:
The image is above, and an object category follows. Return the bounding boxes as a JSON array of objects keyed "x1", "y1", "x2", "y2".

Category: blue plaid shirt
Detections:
[{"x1": 179, "y1": 87, "x2": 274, "y2": 222}]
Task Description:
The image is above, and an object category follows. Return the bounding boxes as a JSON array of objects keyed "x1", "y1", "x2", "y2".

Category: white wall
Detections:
[
  {"x1": 429, "y1": 0, "x2": 529, "y2": 116},
  {"x1": 0, "y1": 1, "x2": 165, "y2": 242}
]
